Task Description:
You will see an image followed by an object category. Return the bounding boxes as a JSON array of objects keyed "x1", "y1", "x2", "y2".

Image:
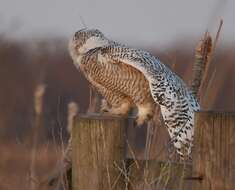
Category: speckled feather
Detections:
[{"x1": 69, "y1": 29, "x2": 200, "y2": 157}]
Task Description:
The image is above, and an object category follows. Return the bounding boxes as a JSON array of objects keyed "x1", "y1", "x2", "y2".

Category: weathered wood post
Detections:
[
  {"x1": 72, "y1": 114, "x2": 127, "y2": 190},
  {"x1": 192, "y1": 111, "x2": 235, "y2": 190}
]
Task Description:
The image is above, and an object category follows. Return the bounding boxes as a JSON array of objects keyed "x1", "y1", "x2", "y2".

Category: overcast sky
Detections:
[{"x1": 0, "y1": 0, "x2": 233, "y2": 46}]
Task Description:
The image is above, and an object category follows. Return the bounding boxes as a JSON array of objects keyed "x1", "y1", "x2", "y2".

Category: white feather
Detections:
[{"x1": 79, "y1": 36, "x2": 109, "y2": 54}]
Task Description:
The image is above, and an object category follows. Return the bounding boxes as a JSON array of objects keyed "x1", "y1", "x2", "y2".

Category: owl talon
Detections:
[{"x1": 100, "y1": 108, "x2": 109, "y2": 113}]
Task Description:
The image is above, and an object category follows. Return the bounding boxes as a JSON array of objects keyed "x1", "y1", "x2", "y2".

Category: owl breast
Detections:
[{"x1": 81, "y1": 55, "x2": 154, "y2": 106}]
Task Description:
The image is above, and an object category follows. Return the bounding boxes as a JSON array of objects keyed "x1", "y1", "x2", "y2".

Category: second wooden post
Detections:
[{"x1": 193, "y1": 111, "x2": 235, "y2": 190}]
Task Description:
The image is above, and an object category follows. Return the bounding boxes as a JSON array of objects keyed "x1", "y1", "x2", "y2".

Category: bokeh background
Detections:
[{"x1": 0, "y1": 0, "x2": 234, "y2": 189}]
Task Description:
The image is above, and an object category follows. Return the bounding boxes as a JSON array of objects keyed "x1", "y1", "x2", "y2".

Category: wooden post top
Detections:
[
  {"x1": 72, "y1": 112, "x2": 128, "y2": 190},
  {"x1": 77, "y1": 111, "x2": 235, "y2": 120},
  {"x1": 76, "y1": 113, "x2": 136, "y2": 120},
  {"x1": 196, "y1": 110, "x2": 235, "y2": 115}
]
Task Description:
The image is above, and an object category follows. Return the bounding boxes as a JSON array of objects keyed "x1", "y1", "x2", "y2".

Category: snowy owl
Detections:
[{"x1": 69, "y1": 28, "x2": 200, "y2": 157}]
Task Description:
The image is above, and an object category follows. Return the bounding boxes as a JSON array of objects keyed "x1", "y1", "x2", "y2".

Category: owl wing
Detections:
[
  {"x1": 96, "y1": 45, "x2": 198, "y2": 108},
  {"x1": 96, "y1": 44, "x2": 200, "y2": 156}
]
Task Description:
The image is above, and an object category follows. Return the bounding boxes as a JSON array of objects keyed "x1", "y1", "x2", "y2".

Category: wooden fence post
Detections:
[
  {"x1": 192, "y1": 111, "x2": 235, "y2": 190},
  {"x1": 72, "y1": 114, "x2": 127, "y2": 190}
]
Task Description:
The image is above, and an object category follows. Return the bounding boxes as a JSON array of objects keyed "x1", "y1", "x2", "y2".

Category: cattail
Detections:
[
  {"x1": 34, "y1": 84, "x2": 46, "y2": 115},
  {"x1": 67, "y1": 101, "x2": 79, "y2": 134},
  {"x1": 30, "y1": 83, "x2": 46, "y2": 190},
  {"x1": 191, "y1": 32, "x2": 212, "y2": 99}
]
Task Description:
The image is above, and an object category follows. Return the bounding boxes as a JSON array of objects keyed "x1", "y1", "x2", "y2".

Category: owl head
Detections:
[{"x1": 69, "y1": 29, "x2": 109, "y2": 60}]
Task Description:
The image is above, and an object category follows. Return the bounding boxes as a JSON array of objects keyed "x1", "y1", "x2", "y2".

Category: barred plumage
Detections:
[{"x1": 69, "y1": 29, "x2": 200, "y2": 157}]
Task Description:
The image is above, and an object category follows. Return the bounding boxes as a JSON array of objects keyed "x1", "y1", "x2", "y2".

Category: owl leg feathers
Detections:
[
  {"x1": 135, "y1": 102, "x2": 155, "y2": 126},
  {"x1": 101, "y1": 98, "x2": 132, "y2": 115},
  {"x1": 109, "y1": 100, "x2": 132, "y2": 115},
  {"x1": 87, "y1": 79, "x2": 132, "y2": 115},
  {"x1": 96, "y1": 85, "x2": 132, "y2": 115}
]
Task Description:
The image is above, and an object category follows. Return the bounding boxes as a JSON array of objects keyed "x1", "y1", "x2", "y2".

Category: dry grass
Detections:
[{"x1": 0, "y1": 142, "x2": 62, "y2": 190}]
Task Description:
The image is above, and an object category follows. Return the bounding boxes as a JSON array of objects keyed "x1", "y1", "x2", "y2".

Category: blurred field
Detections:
[
  {"x1": 0, "y1": 35, "x2": 234, "y2": 189},
  {"x1": 0, "y1": 142, "x2": 62, "y2": 190}
]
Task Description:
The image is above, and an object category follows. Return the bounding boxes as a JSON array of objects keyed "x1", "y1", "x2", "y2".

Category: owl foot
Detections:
[
  {"x1": 135, "y1": 103, "x2": 154, "y2": 126},
  {"x1": 100, "y1": 99, "x2": 110, "y2": 113},
  {"x1": 100, "y1": 99, "x2": 123, "y2": 115},
  {"x1": 135, "y1": 116, "x2": 146, "y2": 126},
  {"x1": 101, "y1": 99, "x2": 131, "y2": 116},
  {"x1": 135, "y1": 114, "x2": 153, "y2": 126},
  {"x1": 109, "y1": 107, "x2": 128, "y2": 116}
]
